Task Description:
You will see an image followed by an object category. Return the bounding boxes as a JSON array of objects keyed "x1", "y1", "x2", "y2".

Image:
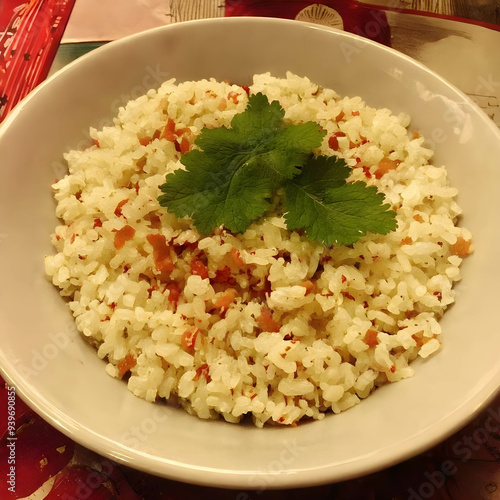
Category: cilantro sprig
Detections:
[{"x1": 158, "y1": 93, "x2": 397, "y2": 246}]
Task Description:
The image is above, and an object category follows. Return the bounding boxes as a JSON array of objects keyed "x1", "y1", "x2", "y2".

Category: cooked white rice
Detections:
[{"x1": 44, "y1": 72, "x2": 471, "y2": 427}]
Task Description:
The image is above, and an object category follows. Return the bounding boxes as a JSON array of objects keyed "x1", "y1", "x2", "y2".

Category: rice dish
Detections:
[{"x1": 44, "y1": 72, "x2": 471, "y2": 427}]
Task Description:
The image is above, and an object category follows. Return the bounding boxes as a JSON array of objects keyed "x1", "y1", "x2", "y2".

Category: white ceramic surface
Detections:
[{"x1": 1, "y1": 17, "x2": 499, "y2": 489}]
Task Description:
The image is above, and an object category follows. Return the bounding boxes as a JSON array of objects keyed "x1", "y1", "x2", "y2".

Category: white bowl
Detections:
[{"x1": 1, "y1": 17, "x2": 499, "y2": 489}]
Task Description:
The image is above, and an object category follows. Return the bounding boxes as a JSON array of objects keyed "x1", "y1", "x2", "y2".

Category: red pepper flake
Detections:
[
  {"x1": 113, "y1": 225, "x2": 135, "y2": 250},
  {"x1": 362, "y1": 165, "x2": 372, "y2": 178},
  {"x1": 117, "y1": 354, "x2": 137, "y2": 378},
  {"x1": 194, "y1": 364, "x2": 211, "y2": 382},
  {"x1": 335, "y1": 111, "x2": 345, "y2": 122},
  {"x1": 242, "y1": 85, "x2": 251, "y2": 96},
  {"x1": 114, "y1": 199, "x2": 128, "y2": 218},
  {"x1": 93, "y1": 218, "x2": 103, "y2": 228},
  {"x1": 256, "y1": 306, "x2": 280, "y2": 333},
  {"x1": 390, "y1": 365, "x2": 396, "y2": 373},
  {"x1": 181, "y1": 328, "x2": 199, "y2": 353},
  {"x1": 328, "y1": 131, "x2": 347, "y2": 151},
  {"x1": 212, "y1": 265, "x2": 236, "y2": 285},
  {"x1": 92, "y1": 138, "x2": 100, "y2": 148},
  {"x1": 134, "y1": 181, "x2": 140, "y2": 195},
  {"x1": 70, "y1": 233, "x2": 76, "y2": 244},
  {"x1": 139, "y1": 137, "x2": 151, "y2": 146},
  {"x1": 363, "y1": 329, "x2": 379, "y2": 348},
  {"x1": 162, "y1": 118, "x2": 177, "y2": 142},
  {"x1": 147, "y1": 284, "x2": 159, "y2": 298},
  {"x1": 164, "y1": 282, "x2": 181, "y2": 307},
  {"x1": 341, "y1": 291, "x2": 355, "y2": 301},
  {"x1": 190, "y1": 256, "x2": 209, "y2": 279},
  {"x1": 341, "y1": 274, "x2": 347, "y2": 283},
  {"x1": 352, "y1": 111, "x2": 360, "y2": 116},
  {"x1": 147, "y1": 234, "x2": 175, "y2": 274}
]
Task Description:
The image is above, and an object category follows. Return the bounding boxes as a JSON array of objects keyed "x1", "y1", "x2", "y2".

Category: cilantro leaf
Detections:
[
  {"x1": 158, "y1": 93, "x2": 326, "y2": 234},
  {"x1": 283, "y1": 156, "x2": 397, "y2": 246}
]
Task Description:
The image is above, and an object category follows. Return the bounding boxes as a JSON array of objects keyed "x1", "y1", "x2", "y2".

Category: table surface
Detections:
[{"x1": 2, "y1": 1, "x2": 500, "y2": 499}]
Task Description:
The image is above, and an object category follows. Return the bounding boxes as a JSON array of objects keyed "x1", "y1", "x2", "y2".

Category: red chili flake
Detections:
[
  {"x1": 162, "y1": 118, "x2": 177, "y2": 141},
  {"x1": 93, "y1": 218, "x2": 103, "y2": 228},
  {"x1": 212, "y1": 265, "x2": 236, "y2": 285},
  {"x1": 113, "y1": 225, "x2": 135, "y2": 250},
  {"x1": 117, "y1": 354, "x2": 137, "y2": 378},
  {"x1": 190, "y1": 256, "x2": 209, "y2": 279},
  {"x1": 242, "y1": 85, "x2": 251, "y2": 96},
  {"x1": 328, "y1": 135, "x2": 339, "y2": 151},
  {"x1": 55, "y1": 234, "x2": 61, "y2": 241},
  {"x1": 341, "y1": 291, "x2": 355, "y2": 301},
  {"x1": 147, "y1": 234, "x2": 175, "y2": 274},
  {"x1": 181, "y1": 328, "x2": 199, "y2": 353},
  {"x1": 139, "y1": 137, "x2": 151, "y2": 146},
  {"x1": 341, "y1": 274, "x2": 347, "y2": 283},
  {"x1": 100, "y1": 316, "x2": 110, "y2": 322},
  {"x1": 179, "y1": 135, "x2": 191, "y2": 154},
  {"x1": 363, "y1": 301, "x2": 369, "y2": 308},
  {"x1": 92, "y1": 138, "x2": 100, "y2": 148},
  {"x1": 70, "y1": 233, "x2": 76, "y2": 244},
  {"x1": 405, "y1": 310, "x2": 418, "y2": 319},
  {"x1": 335, "y1": 111, "x2": 345, "y2": 122},
  {"x1": 114, "y1": 199, "x2": 128, "y2": 217},
  {"x1": 194, "y1": 364, "x2": 211, "y2": 382},
  {"x1": 352, "y1": 110, "x2": 360, "y2": 116},
  {"x1": 363, "y1": 329, "x2": 379, "y2": 348},
  {"x1": 163, "y1": 282, "x2": 181, "y2": 307},
  {"x1": 362, "y1": 165, "x2": 372, "y2": 178},
  {"x1": 147, "y1": 284, "x2": 158, "y2": 298},
  {"x1": 123, "y1": 264, "x2": 130, "y2": 273},
  {"x1": 390, "y1": 365, "x2": 396, "y2": 373},
  {"x1": 134, "y1": 181, "x2": 140, "y2": 195},
  {"x1": 109, "y1": 302, "x2": 117, "y2": 310}
]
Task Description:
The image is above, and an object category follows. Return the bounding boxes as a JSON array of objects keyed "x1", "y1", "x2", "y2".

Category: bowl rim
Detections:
[{"x1": 2, "y1": 15, "x2": 500, "y2": 490}]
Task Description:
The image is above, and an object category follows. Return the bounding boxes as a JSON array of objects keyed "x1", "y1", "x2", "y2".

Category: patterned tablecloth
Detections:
[{"x1": 1, "y1": 1, "x2": 500, "y2": 498}]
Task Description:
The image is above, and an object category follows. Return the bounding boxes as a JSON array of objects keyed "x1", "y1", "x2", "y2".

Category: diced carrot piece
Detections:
[
  {"x1": 335, "y1": 111, "x2": 345, "y2": 122},
  {"x1": 364, "y1": 329, "x2": 379, "y2": 348},
  {"x1": 413, "y1": 214, "x2": 423, "y2": 222},
  {"x1": 114, "y1": 225, "x2": 135, "y2": 250},
  {"x1": 93, "y1": 218, "x2": 103, "y2": 228},
  {"x1": 139, "y1": 137, "x2": 151, "y2": 146},
  {"x1": 256, "y1": 306, "x2": 280, "y2": 333},
  {"x1": 450, "y1": 237, "x2": 472, "y2": 257},
  {"x1": 191, "y1": 256, "x2": 209, "y2": 279},
  {"x1": 194, "y1": 364, "x2": 211, "y2": 382},
  {"x1": 117, "y1": 353, "x2": 137, "y2": 378},
  {"x1": 181, "y1": 328, "x2": 199, "y2": 353},
  {"x1": 401, "y1": 236, "x2": 413, "y2": 245},
  {"x1": 301, "y1": 280, "x2": 316, "y2": 295},
  {"x1": 114, "y1": 199, "x2": 128, "y2": 217},
  {"x1": 214, "y1": 288, "x2": 238, "y2": 312},
  {"x1": 179, "y1": 135, "x2": 191, "y2": 154},
  {"x1": 230, "y1": 247, "x2": 244, "y2": 266},
  {"x1": 227, "y1": 91, "x2": 239, "y2": 104},
  {"x1": 328, "y1": 135, "x2": 339, "y2": 151},
  {"x1": 147, "y1": 234, "x2": 175, "y2": 274},
  {"x1": 374, "y1": 158, "x2": 400, "y2": 179}
]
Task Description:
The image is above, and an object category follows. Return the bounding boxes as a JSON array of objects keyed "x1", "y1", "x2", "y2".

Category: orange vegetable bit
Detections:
[
  {"x1": 113, "y1": 225, "x2": 135, "y2": 250},
  {"x1": 256, "y1": 306, "x2": 280, "y2": 333},
  {"x1": 181, "y1": 328, "x2": 199, "y2": 353},
  {"x1": 147, "y1": 234, "x2": 175, "y2": 274},
  {"x1": 450, "y1": 237, "x2": 472, "y2": 257},
  {"x1": 374, "y1": 158, "x2": 401, "y2": 179},
  {"x1": 117, "y1": 353, "x2": 137, "y2": 378}
]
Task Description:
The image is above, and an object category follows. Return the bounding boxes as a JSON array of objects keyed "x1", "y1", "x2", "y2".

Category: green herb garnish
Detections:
[{"x1": 158, "y1": 93, "x2": 397, "y2": 246}]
